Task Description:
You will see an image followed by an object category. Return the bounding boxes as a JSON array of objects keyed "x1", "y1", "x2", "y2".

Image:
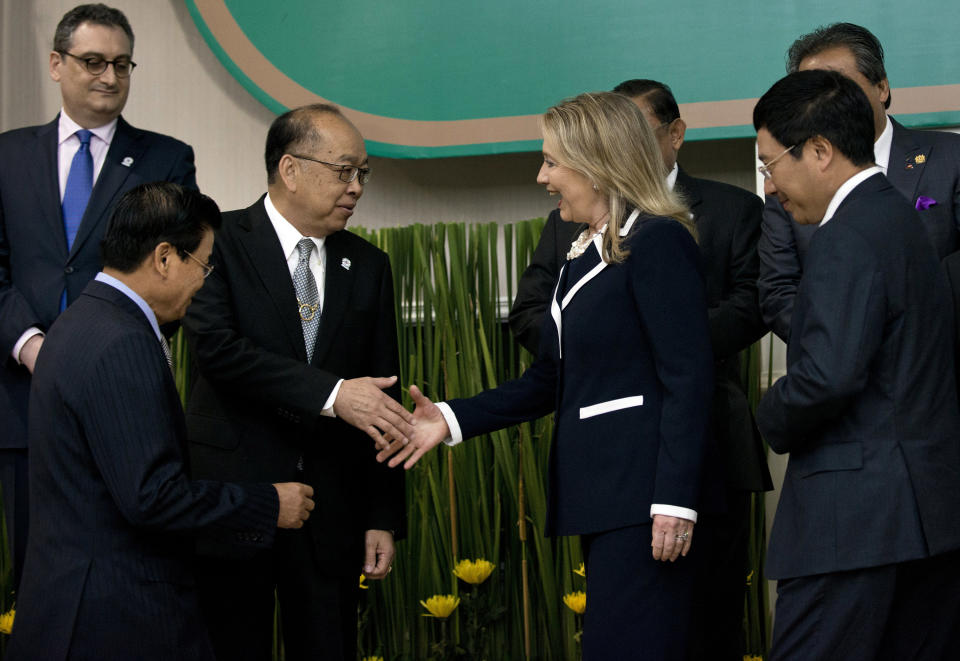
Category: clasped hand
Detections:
[
  {"x1": 334, "y1": 376, "x2": 415, "y2": 446},
  {"x1": 375, "y1": 385, "x2": 449, "y2": 469}
]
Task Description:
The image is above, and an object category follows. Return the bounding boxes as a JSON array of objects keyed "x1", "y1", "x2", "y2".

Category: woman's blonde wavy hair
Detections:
[{"x1": 540, "y1": 92, "x2": 695, "y2": 263}]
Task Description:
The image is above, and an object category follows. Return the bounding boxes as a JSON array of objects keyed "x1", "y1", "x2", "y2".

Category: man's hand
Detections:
[
  {"x1": 273, "y1": 482, "x2": 315, "y2": 529},
  {"x1": 651, "y1": 514, "x2": 694, "y2": 562},
  {"x1": 363, "y1": 529, "x2": 395, "y2": 580},
  {"x1": 19, "y1": 335, "x2": 43, "y2": 374},
  {"x1": 334, "y1": 376, "x2": 414, "y2": 447},
  {"x1": 376, "y1": 385, "x2": 450, "y2": 469}
]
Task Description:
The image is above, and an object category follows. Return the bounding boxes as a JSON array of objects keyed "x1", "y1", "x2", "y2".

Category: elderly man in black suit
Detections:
[
  {"x1": 7, "y1": 183, "x2": 314, "y2": 661},
  {"x1": 509, "y1": 79, "x2": 770, "y2": 660},
  {"x1": 755, "y1": 70, "x2": 960, "y2": 660},
  {"x1": 0, "y1": 3, "x2": 196, "y2": 588},
  {"x1": 759, "y1": 22, "x2": 960, "y2": 342},
  {"x1": 183, "y1": 104, "x2": 411, "y2": 661}
]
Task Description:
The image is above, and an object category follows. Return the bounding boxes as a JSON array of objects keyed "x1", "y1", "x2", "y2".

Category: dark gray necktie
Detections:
[{"x1": 293, "y1": 238, "x2": 320, "y2": 362}]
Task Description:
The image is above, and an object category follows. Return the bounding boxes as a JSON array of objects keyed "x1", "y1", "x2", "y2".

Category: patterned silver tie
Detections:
[
  {"x1": 293, "y1": 238, "x2": 320, "y2": 362},
  {"x1": 159, "y1": 334, "x2": 174, "y2": 371}
]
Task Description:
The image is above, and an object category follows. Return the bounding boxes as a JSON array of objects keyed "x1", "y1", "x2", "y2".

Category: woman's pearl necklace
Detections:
[{"x1": 566, "y1": 223, "x2": 607, "y2": 260}]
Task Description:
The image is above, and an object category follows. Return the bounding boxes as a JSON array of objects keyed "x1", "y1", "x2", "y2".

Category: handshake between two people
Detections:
[{"x1": 328, "y1": 375, "x2": 450, "y2": 470}]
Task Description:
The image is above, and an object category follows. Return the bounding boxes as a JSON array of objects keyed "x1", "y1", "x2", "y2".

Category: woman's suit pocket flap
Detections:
[
  {"x1": 579, "y1": 395, "x2": 644, "y2": 419},
  {"x1": 793, "y1": 441, "x2": 863, "y2": 478}
]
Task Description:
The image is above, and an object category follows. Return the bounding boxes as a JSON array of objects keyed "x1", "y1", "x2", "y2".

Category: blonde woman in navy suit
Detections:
[{"x1": 379, "y1": 92, "x2": 715, "y2": 660}]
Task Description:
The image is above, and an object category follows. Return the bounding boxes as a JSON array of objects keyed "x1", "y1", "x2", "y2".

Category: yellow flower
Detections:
[
  {"x1": 359, "y1": 574, "x2": 369, "y2": 590},
  {"x1": 0, "y1": 608, "x2": 14, "y2": 635},
  {"x1": 562, "y1": 591, "x2": 586, "y2": 614},
  {"x1": 573, "y1": 562, "x2": 586, "y2": 578},
  {"x1": 453, "y1": 558, "x2": 495, "y2": 585},
  {"x1": 361, "y1": 657, "x2": 384, "y2": 661},
  {"x1": 420, "y1": 594, "x2": 461, "y2": 618},
  {"x1": 742, "y1": 656, "x2": 764, "y2": 661}
]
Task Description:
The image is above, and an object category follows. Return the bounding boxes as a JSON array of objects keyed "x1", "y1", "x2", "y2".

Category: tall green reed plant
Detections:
[{"x1": 164, "y1": 217, "x2": 770, "y2": 660}]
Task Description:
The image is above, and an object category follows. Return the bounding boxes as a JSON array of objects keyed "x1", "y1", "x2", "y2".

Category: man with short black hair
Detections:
[
  {"x1": 758, "y1": 22, "x2": 960, "y2": 341},
  {"x1": 0, "y1": 3, "x2": 197, "y2": 587},
  {"x1": 755, "y1": 69, "x2": 960, "y2": 660},
  {"x1": 184, "y1": 104, "x2": 408, "y2": 661},
  {"x1": 8, "y1": 183, "x2": 314, "y2": 661}
]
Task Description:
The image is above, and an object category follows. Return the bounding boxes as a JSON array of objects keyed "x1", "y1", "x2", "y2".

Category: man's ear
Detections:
[
  {"x1": 669, "y1": 117, "x2": 687, "y2": 152},
  {"x1": 277, "y1": 154, "x2": 300, "y2": 193},
  {"x1": 153, "y1": 242, "x2": 174, "y2": 276},
  {"x1": 49, "y1": 51, "x2": 63, "y2": 82},
  {"x1": 877, "y1": 78, "x2": 891, "y2": 107},
  {"x1": 808, "y1": 135, "x2": 835, "y2": 172}
]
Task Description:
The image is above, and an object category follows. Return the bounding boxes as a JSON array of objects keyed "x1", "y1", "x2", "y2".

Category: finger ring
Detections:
[{"x1": 675, "y1": 532, "x2": 689, "y2": 541}]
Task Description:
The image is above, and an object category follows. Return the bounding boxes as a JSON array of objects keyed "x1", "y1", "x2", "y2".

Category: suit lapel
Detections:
[
  {"x1": 69, "y1": 117, "x2": 144, "y2": 261},
  {"x1": 32, "y1": 119, "x2": 69, "y2": 257},
  {"x1": 675, "y1": 168, "x2": 703, "y2": 220},
  {"x1": 311, "y1": 231, "x2": 356, "y2": 366},
  {"x1": 886, "y1": 119, "x2": 928, "y2": 208},
  {"x1": 236, "y1": 201, "x2": 311, "y2": 362}
]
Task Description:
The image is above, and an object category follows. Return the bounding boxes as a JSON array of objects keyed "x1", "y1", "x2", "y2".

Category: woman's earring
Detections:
[{"x1": 592, "y1": 183, "x2": 599, "y2": 191}]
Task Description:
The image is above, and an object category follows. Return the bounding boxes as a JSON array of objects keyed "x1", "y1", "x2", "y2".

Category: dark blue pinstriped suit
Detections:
[{"x1": 7, "y1": 281, "x2": 278, "y2": 661}]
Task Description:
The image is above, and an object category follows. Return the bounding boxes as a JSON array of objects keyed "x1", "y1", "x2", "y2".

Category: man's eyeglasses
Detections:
[
  {"x1": 289, "y1": 154, "x2": 371, "y2": 185},
  {"x1": 183, "y1": 250, "x2": 214, "y2": 279},
  {"x1": 58, "y1": 51, "x2": 137, "y2": 78},
  {"x1": 758, "y1": 144, "x2": 796, "y2": 180}
]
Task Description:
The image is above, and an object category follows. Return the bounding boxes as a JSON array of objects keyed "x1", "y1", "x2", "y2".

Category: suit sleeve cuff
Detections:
[
  {"x1": 12, "y1": 327, "x2": 44, "y2": 364},
  {"x1": 650, "y1": 504, "x2": 698, "y2": 523},
  {"x1": 320, "y1": 379, "x2": 344, "y2": 417},
  {"x1": 435, "y1": 402, "x2": 462, "y2": 446}
]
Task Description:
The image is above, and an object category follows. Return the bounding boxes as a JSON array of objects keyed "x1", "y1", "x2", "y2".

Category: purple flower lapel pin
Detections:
[{"x1": 915, "y1": 195, "x2": 937, "y2": 211}]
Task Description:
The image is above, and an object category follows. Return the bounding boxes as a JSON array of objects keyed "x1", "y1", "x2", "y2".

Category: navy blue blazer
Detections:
[
  {"x1": 509, "y1": 170, "x2": 770, "y2": 492},
  {"x1": 759, "y1": 119, "x2": 960, "y2": 340},
  {"x1": 757, "y1": 174, "x2": 960, "y2": 580},
  {"x1": 8, "y1": 281, "x2": 277, "y2": 661},
  {"x1": 450, "y1": 213, "x2": 714, "y2": 536},
  {"x1": 0, "y1": 115, "x2": 196, "y2": 449}
]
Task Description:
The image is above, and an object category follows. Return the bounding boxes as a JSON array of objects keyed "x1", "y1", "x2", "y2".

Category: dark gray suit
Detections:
[
  {"x1": 0, "y1": 115, "x2": 196, "y2": 585},
  {"x1": 8, "y1": 281, "x2": 276, "y2": 661},
  {"x1": 757, "y1": 173, "x2": 960, "y2": 659},
  {"x1": 759, "y1": 119, "x2": 960, "y2": 340}
]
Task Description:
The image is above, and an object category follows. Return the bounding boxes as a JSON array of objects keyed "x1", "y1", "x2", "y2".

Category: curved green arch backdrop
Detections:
[{"x1": 187, "y1": 0, "x2": 960, "y2": 158}]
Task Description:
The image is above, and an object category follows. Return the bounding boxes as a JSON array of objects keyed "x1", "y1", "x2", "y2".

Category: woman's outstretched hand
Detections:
[{"x1": 376, "y1": 385, "x2": 450, "y2": 469}]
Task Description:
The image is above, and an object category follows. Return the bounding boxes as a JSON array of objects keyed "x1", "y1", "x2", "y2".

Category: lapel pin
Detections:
[
  {"x1": 121, "y1": 156, "x2": 134, "y2": 167},
  {"x1": 914, "y1": 154, "x2": 926, "y2": 165},
  {"x1": 341, "y1": 257, "x2": 351, "y2": 270}
]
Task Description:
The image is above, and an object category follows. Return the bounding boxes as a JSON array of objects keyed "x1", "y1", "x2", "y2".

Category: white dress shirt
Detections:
[
  {"x1": 11, "y1": 111, "x2": 119, "y2": 364},
  {"x1": 263, "y1": 194, "x2": 341, "y2": 414}
]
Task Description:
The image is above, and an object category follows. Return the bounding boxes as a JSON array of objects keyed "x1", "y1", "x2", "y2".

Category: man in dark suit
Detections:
[
  {"x1": 509, "y1": 79, "x2": 770, "y2": 660},
  {"x1": 759, "y1": 22, "x2": 960, "y2": 341},
  {"x1": 7, "y1": 183, "x2": 314, "y2": 660},
  {"x1": 0, "y1": 3, "x2": 196, "y2": 587},
  {"x1": 755, "y1": 70, "x2": 960, "y2": 660},
  {"x1": 183, "y1": 104, "x2": 410, "y2": 661}
]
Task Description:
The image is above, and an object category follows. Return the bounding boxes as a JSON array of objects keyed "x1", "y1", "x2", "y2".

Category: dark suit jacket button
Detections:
[{"x1": 64, "y1": 266, "x2": 75, "y2": 274}]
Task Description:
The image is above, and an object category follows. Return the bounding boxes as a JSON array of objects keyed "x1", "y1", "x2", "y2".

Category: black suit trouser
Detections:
[
  {"x1": 770, "y1": 548, "x2": 960, "y2": 661},
  {"x1": 196, "y1": 524, "x2": 359, "y2": 661},
  {"x1": 581, "y1": 524, "x2": 696, "y2": 660}
]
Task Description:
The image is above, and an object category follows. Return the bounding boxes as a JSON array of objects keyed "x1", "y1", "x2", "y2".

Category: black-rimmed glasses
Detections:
[
  {"x1": 289, "y1": 154, "x2": 371, "y2": 184},
  {"x1": 58, "y1": 51, "x2": 137, "y2": 78},
  {"x1": 183, "y1": 250, "x2": 214, "y2": 279}
]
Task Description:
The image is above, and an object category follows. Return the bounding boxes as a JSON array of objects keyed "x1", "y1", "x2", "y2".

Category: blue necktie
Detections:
[
  {"x1": 62, "y1": 129, "x2": 93, "y2": 251},
  {"x1": 60, "y1": 129, "x2": 93, "y2": 311}
]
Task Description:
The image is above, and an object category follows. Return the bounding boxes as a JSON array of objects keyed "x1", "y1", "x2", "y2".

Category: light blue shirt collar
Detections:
[{"x1": 94, "y1": 272, "x2": 164, "y2": 344}]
